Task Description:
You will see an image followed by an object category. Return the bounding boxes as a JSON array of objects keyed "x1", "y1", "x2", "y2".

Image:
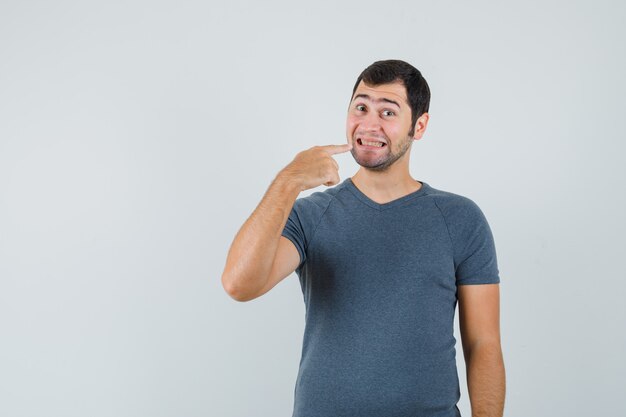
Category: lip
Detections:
[{"x1": 357, "y1": 137, "x2": 387, "y2": 150}]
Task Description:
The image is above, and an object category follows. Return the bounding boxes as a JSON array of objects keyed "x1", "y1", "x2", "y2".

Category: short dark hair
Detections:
[{"x1": 351, "y1": 60, "x2": 430, "y2": 136}]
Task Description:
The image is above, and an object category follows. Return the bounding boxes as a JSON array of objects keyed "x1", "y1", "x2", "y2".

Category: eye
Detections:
[
  {"x1": 355, "y1": 104, "x2": 366, "y2": 111},
  {"x1": 382, "y1": 110, "x2": 395, "y2": 117}
]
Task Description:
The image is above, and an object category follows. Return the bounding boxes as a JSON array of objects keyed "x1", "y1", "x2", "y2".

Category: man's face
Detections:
[{"x1": 346, "y1": 80, "x2": 418, "y2": 172}]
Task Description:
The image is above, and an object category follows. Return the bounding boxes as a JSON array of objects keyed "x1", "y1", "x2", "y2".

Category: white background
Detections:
[{"x1": 1, "y1": 1, "x2": 625, "y2": 416}]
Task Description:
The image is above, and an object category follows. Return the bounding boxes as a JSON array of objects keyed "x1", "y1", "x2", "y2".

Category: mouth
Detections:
[{"x1": 357, "y1": 138, "x2": 387, "y2": 149}]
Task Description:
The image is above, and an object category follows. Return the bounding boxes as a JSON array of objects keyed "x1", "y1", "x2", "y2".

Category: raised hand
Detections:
[{"x1": 279, "y1": 143, "x2": 353, "y2": 191}]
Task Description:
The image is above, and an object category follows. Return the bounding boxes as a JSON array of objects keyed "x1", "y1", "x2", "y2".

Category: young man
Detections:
[{"x1": 221, "y1": 60, "x2": 505, "y2": 417}]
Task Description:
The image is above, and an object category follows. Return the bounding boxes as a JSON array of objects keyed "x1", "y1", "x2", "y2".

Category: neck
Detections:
[{"x1": 351, "y1": 165, "x2": 422, "y2": 205}]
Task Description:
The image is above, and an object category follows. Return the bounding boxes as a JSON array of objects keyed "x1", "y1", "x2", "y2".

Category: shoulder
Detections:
[
  {"x1": 425, "y1": 184, "x2": 495, "y2": 250},
  {"x1": 292, "y1": 181, "x2": 347, "y2": 214},
  {"x1": 426, "y1": 185, "x2": 485, "y2": 222}
]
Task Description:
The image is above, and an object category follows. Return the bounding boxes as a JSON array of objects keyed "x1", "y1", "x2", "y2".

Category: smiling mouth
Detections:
[{"x1": 357, "y1": 138, "x2": 387, "y2": 149}]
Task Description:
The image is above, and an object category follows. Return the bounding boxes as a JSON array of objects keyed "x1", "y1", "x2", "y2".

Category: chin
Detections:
[{"x1": 353, "y1": 157, "x2": 391, "y2": 172}]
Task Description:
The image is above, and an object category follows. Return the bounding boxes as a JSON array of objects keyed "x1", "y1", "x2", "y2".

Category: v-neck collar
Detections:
[{"x1": 343, "y1": 177, "x2": 431, "y2": 211}]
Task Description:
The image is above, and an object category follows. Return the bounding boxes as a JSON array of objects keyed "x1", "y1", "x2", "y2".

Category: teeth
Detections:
[{"x1": 361, "y1": 140, "x2": 384, "y2": 147}]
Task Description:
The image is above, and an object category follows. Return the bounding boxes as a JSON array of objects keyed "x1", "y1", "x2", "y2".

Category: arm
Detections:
[
  {"x1": 221, "y1": 172, "x2": 301, "y2": 302},
  {"x1": 458, "y1": 283, "x2": 506, "y2": 417},
  {"x1": 220, "y1": 143, "x2": 352, "y2": 302}
]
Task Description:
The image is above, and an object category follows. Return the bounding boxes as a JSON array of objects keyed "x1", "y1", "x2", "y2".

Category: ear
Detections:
[{"x1": 412, "y1": 112, "x2": 430, "y2": 140}]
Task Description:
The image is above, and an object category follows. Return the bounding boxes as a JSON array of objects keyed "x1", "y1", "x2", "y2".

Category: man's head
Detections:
[
  {"x1": 351, "y1": 60, "x2": 430, "y2": 137},
  {"x1": 346, "y1": 60, "x2": 430, "y2": 172}
]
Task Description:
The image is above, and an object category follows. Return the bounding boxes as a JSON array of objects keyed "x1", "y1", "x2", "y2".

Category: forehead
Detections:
[{"x1": 352, "y1": 80, "x2": 409, "y2": 106}]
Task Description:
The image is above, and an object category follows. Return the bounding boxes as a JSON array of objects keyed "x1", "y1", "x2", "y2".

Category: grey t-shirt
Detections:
[{"x1": 281, "y1": 177, "x2": 500, "y2": 417}]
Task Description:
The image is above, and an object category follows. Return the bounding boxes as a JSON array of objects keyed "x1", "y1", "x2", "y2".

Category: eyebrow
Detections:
[{"x1": 352, "y1": 93, "x2": 401, "y2": 109}]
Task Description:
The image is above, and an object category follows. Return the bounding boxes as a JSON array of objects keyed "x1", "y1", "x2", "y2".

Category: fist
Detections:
[{"x1": 279, "y1": 143, "x2": 353, "y2": 191}]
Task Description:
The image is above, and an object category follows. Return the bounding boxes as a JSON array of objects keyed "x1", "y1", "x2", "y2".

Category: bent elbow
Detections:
[{"x1": 221, "y1": 273, "x2": 257, "y2": 302}]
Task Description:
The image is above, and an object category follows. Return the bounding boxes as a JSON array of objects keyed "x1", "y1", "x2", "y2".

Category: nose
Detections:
[{"x1": 360, "y1": 110, "x2": 382, "y2": 133}]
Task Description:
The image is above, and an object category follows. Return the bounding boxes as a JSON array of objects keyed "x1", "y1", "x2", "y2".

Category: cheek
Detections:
[
  {"x1": 386, "y1": 127, "x2": 400, "y2": 138},
  {"x1": 383, "y1": 121, "x2": 405, "y2": 138},
  {"x1": 346, "y1": 117, "x2": 358, "y2": 135}
]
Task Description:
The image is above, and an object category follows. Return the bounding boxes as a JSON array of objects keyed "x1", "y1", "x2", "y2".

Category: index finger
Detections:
[{"x1": 322, "y1": 143, "x2": 353, "y2": 155}]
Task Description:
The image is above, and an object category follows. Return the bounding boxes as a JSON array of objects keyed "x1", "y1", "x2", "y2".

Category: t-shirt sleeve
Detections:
[
  {"x1": 281, "y1": 200, "x2": 307, "y2": 270},
  {"x1": 280, "y1": 192, "x2": 333, "y2": 272},
  {"x1": 444, "y1": 196, "x2": 501, "y2": 285}
]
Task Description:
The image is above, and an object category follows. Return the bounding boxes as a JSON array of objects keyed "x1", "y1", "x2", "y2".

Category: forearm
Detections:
[
  {"x1": 465, "y1": 342, "x2": 506, "y2": 417},
  {"x1": 221, "y1": 171, "x2": 301, "y2": 299}
]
